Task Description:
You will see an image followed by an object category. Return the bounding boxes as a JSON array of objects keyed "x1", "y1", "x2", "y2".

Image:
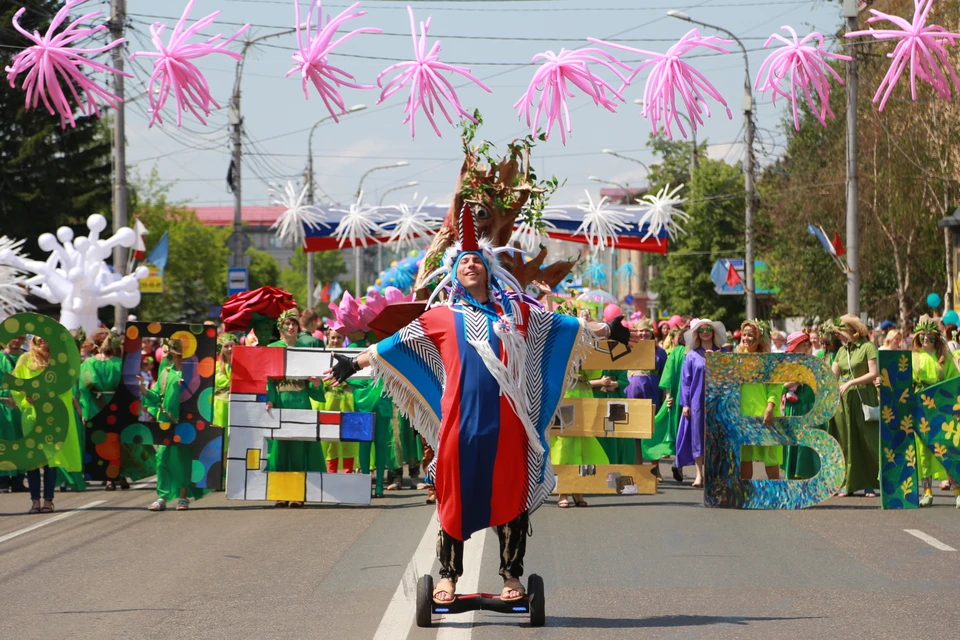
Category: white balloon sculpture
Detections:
[{"x1": 0, "y1": 214, "x2": 149, "y2": 334}]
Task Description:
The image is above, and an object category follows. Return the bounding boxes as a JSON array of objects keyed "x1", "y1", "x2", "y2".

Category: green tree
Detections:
[
  {"x1": 279, "y1": 247, "x2": 347, "y2": 311},
  {"x1": 247, "y1": 247, "x2": 281, "y2": 291},
  {"x1": 0, "y1": 0, "x2": 113, "y2": 255}
]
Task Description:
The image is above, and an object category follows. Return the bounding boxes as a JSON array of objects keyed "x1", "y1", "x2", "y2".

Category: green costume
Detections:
[
  {"x1": 213, "y1": 361, "x2": 232, "y2": 429},
  {"x1": 12, "y1": 354, "x2": 82, "y2": 472},
  {"x1": 781, "y1": 384, "x2": 820, "y2": 479},
  {"x1": 320, "y1": 380, "x2": 359, "y2": 467},
  {"x1": 912, "y1": 350, "x2": 959, "y2": 484},
  {"x1": 264, "y1": 341, "x2": 326, "y2": 473},
  {"x1": 740, "y1": 382, "x2": 784, "y2": 466},
  {"x1": 142, "y1": 366, "x2": 205, "y2": 501},
  {"x1": 550, "y1": 370, "x2": 610, "y2": 466},
  {"x1": 828, "y1": 340, "x2": 880, "y2": 494},
  {"x1": 594, "y1": 369, "x2": 636, "y2": 464},
  {"x1": 644, "y1": 346, "x2": 685, "y2": 460},
  {"x1": 348, "y1": 336, "x2": 400, "y2": 495},
  {"x1": 296, "y1": 332, "x2": 324, "y2": 348},
  {"x1": 0, "y1": 350, "x2": 23, "y2": 480}
]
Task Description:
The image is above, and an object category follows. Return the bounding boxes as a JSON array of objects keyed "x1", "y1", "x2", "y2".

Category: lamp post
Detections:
[
  {"x1": 304, "y1": 104, "x2": 366, "y2": 308},
  {"x1": 667, "y1": 10, "x2": 757, "y2": 319},
  {"x1": 601, "y1": 149, "x2": 651, "y2": 180},
  {"x1": 842, "y1": 0, "x2": 861, "y2": 316},
  {"x1": 378, "y1": 181, "x2": 420, "y2": 206},
  {"x1": 352, "y1": 162, "x2": 410, "y2": 295},
  {"x1": 631, "y1": 100, "x2": 698, "y2": 178}
]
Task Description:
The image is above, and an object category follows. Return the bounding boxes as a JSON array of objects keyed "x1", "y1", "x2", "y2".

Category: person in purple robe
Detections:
[{"x1": 675, "y1": 318, "x2": 727, "y2": 488}]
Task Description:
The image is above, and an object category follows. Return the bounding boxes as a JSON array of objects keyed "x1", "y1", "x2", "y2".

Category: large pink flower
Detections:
[
  {"x1": 329, "y1": 287, "x2": 413, "y2": 334},
  {"x1": 5, "y1": 0, "x2": 132, "y2": 129}
]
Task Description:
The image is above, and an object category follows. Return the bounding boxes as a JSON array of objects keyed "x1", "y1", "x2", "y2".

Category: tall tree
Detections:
[
  {"x1": 280, "y1": 247, "x2": 347, "y2": 312},
  {"x1": 0, "y1": 0, "x2": 113, "y2": 254}
]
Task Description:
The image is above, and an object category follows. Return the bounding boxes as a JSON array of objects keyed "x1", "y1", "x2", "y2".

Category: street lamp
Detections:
[
  {"x1": 588, "y1": 175, "x2": 633, "y2": 203},
  {"x1": 303, "y1": 104, "x2": 366, "y2": 308},
  {"x1": 356, "y1": 161, "x2": 409, "y2": 200},
  {"x1": 667, "y1": 10, "x2": 758, "y2": 319},
  {"x1": 350, "y1": 162, "x2": 410, "y2": 295},
  {"x1": 378, "y1": 181, "x2": 420, "y2": 206},
  {"x1": 631, "y1": 100, "x2": 698, "y2": 178},
  {"x1": 602, "y1": 149, "x2": 651, "y2": 177}
]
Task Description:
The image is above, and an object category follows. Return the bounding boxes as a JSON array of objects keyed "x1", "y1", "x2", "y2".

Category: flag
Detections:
[
  {"x1": 318, "y1": 282, "x2": 331, "y2": 304},
  {"x1": 132, "y1": 219, "x2": 149, "y2": 260},
  {"x1": 831, "y1": 232, "x2": 846, "y2": 257},
  {"x1": 806, "y1": 223, "x2": 836, "y2": 256},
  {"x1": 725, "y1": 261, "x2": 742, "y2": 287},
  {"x1": 313, "y1": 281, "x2": 325, "y2": 303},
  {"x1": 328, "y1": 281, "x2": 343, "y2": 302},
  {"x1": 139, "y1": 232, "x2": 169, "y2": 294}
]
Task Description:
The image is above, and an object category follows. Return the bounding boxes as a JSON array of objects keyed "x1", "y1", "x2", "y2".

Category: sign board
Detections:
[{"x1": 228, "y1": 268, "x2": 249, "y2": 297}]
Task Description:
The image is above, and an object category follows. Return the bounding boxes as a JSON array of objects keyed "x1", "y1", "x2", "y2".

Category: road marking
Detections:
[
  {"x1": 437, "y1": 529, "x2": 487, "y2": 640},
  {"x1": 0, "y1": 500, "x2": 107, "y2": 545},
  {"x1": 371, "y1": 510, "x2": 440, "y2": 640},
  {"x1": 905, "y1": 529, "x2": 957, "y2": 552}
]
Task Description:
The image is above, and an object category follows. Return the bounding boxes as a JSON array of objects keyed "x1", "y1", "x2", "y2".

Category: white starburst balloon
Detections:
[
  {"x1": 575, "y1": 190, "x2": 634, "y2": 254},
  {"x1": 332, "y1": 191, "x2": 384, "y2": 247},
  {"x1": 269, "y1": 181, "x2": 326, "y2": 247},
  {"x1": 510, "y1": 208, "x2": 570, "y2": 254},
  {"x1": 0, "y1": 215, "x2": 148, "y2": 334},
  {"x1": 628, "y1": 183, "x2": 689, "y2": 241},
  {"x1": 0, "y1": 236, "x2": 34, "y2": 317},
  {"x1": 383, "y1": 196, "x2": 441, "y2": 250}
]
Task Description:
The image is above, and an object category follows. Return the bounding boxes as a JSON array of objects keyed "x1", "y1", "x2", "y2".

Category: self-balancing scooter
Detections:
[{"x1": 415, "y1": 574, "x2": 545, "y2": 627}]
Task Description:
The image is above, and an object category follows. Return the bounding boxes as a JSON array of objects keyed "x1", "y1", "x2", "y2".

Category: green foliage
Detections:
[
  {"x1": 0, "y1": 0, "x2": 112, "y2": 255},
  {"x1": 279, "y1": 247, "x2": 347, "y2": 311},
  {"x1": 247, "y1": 248, "x2": 280, "y2": 291}
]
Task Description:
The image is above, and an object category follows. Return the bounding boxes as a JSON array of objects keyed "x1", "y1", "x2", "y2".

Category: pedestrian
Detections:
[
  {"x1": 736, "y1": 320, "x2": 783, "y2": 480},
  {"x1": 770, "y1": 330, "x2": 787, "y2": 353},
  {"x1": 879, "y1": 329, "x2": 904, "y2": 351},
  {"x1": 676, "y1": 318, "x2": 727, "y2": 488},
  {"x1": 830, "y1": 315, "x2": 880, "y2": 498},
  {"x1": 324, "y1": 206, "x2": 640, "y2": 603}
]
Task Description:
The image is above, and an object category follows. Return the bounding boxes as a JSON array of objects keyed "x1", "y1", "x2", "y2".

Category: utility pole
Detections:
[
  {"x1": 304, "y1": 154, "x2": 315, "y2": 309},
  {"x1": 844, "y1": 0, "x2": 861, "y2": 316},
  {"x1": 110, "y1": 0, "x2": 128, "y2": 329}
]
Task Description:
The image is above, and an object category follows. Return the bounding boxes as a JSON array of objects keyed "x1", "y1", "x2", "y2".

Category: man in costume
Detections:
[{"x1": 325, "y1": 206, "x2": 640, "y2": 603}]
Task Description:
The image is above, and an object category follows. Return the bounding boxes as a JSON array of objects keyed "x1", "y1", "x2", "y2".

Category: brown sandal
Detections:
[
  {"x1": 432, "y1": 578, "x2": 457, "y2": 604},
  {"x1": 500, "y1": 578, "x2": 525, "y2": 602},
  {"x1": 425, "y1": 486, "x2": 437, "y2": 504}
]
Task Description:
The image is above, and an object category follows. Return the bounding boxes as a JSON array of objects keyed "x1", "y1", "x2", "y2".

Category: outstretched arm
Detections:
[{"x1": 322, "y1": 351, "x2": 373, "y2": 385}]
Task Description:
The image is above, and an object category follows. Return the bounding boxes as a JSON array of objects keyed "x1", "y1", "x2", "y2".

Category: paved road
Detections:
[{"x1": 2, "y1": 463, "x2": 960, "y2": 640}]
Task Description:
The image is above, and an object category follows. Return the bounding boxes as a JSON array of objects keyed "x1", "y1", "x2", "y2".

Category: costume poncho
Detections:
[{"x1": 371, "y1": 299, "x2": 590, "y2": 541}]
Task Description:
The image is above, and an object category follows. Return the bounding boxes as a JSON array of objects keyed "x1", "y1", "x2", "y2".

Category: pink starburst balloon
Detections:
[
  {"x1": 591, "y1": 30, "x2": 734, "y2": 140},
  {"x1": 287, "y1": 1, "x2": 381, "y2": 120},
  {"x1": 4, "y1": 0, "x2": 132, "y2": 129},
  {"x1": 514, "y1": 47, "x2": 631, "y2": 144},
  {"x1": 130, "y1": 0, "x2": 249, "y2": 127},
  {"x1": 846, "y1": 0, "x2": 960, "y2": 112},
  {"x1": 376, "y1": 7, "x2": 492, "y2": 138},
  {"x1": 756, "y1": 27, "x2": 851, "y2": 130}
]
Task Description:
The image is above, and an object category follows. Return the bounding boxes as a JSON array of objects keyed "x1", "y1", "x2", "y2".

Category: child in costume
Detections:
[
  {"x1": 325, "y1": 205, "x2": 641, "y2": 604},
  {"x1": 736, "y1": 320, "x2": 783, "y2": 480}
]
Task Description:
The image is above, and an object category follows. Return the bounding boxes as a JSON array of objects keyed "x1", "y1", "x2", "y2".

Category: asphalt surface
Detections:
[{"x1": 2, "y1": 462, "x2": 960, "y2": 640}]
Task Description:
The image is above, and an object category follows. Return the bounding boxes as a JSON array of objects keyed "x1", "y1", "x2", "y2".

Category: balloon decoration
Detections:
[
  {"x1": 376, "y1": 6, "x2": 492, "y2": 138},
  {"x1": 509, "y1": 209, "x2": 570, "y2": 254},
  {"x1": 288, "y1": 0, "x2": 381, "y2": 120},
  {"x1": 269, "y1": 181, "x2": 326, "y2": 247},
  {"x1": 629, "y1": 183, "x2": 689, "y2": 242},
  {"x1": 591, "y1": 29, "x2": 733, "y2": 140},
  {"x1": 575, "y1": 190, "x2": 635, "y2": 255},
  {"x1": 332, "y1": 192, "x2": 384, "y2": 247},
  {"x1": 927, "y1": 292, "x2": 942, "y2": 309},
  {"x1": 615, "y1": 262, "x2": 637, "y2": 287},
  {"x1": 382, "y1": 197, "x2": 442, "y2": 250},
  {"x1": 582, "y1": 262, "x2": 609, "y2": 288},
  {"x1": 0, "y1": 215, "x2": 148, "y2": 335},
  {"x1": 514, "y1": 47, "x2": 630, "y2": 144},
  {"x1": 755, "y1": 27, "x2": 851, "y2": 130},
  {"x1": 603, "y1": 303, "x2": 622, "y2": 323},
  {"x1": 5, "y1": 0, "x2": 132, "y2": 129},
  {"x1": 943, "y1": 309, "x2": 959, "y2": 326},
  {"x1": 130, "y1": 0, "x2": 250, "y2": 127},
  {"x1": 375, "y1": 250, "x2": 424, "y2": 292},
  {"x1": 0, "y1": 236, "x2": 34, "y2": 317},
  {"x1": 846, "y1": 0, "x2": 960, "y2": 112}
]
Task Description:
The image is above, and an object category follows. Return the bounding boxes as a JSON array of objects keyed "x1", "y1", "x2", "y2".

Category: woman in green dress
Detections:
[
  {"x1": 320, "y1": 329, "x2": 359, "y2": 474},
  {"x1": 910, "y1": 317, "x2": 960, "y2": 507},
  {"x1": 0, "y1": 335, "x2": 26, "y2": 493},
  {"x1": 829, "y1": 315, "x2": 880, "y2": 498},
  {"x1": 265, "y1": 310, "x2": 326, "y2": 507},
  {"x1": 141, "y1": 339, "x2": 205, "y2": 511},
  {"x1": 594, "y1": 368, "x2": 636, "y2": 466},
  {"x1": 781, "y1": 332, "x2": 821, "y2": 479},
  {"x1": 214, "y1": 333, "x2": 238, "y2": 486},
  {"x1": 736, "y1": 320, "x2": 783, "y2": 480},
  {"x1": 654, "y1": 329, "x2": 687, "y2": 483}
]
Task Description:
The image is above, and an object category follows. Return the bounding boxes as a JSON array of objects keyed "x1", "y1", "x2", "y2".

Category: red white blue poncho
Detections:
[{"x1": 371, "y1": 298, "x2": 591, "y2": 541}]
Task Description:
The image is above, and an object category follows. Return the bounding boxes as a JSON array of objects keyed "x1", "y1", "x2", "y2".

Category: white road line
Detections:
[
  {"x1": 436, "y1": 529, "x2": 487, "y2": 640},
  {"x1": 905, "y1": 529, "x2": 957, "y2": 552},
  {"x1": 371, "y1": 510, "x2": 440, "y2": 640},
  {"x1": 0, "y1": 500, "x2": 107, "y2": 545}
]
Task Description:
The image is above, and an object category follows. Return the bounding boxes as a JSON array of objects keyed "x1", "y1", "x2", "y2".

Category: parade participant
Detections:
[
  {"x1": 736, "y1": 320, "x2": 783, "y2": 480},
  {"x1": 676, "y1": 318, "x2": 727, "y2": 488},
  {"x1": 13, "y1": 336, "x2": 83, "y2": 514},
  {"x1": 214, "y1": 333, "x2": 238, "y2": 485},
  {"x1": 320, "y1": 328, "x2": 359, "y2": 475},
  {"x1": 0, "y1": 335, "x2": 25, "y2": 493},
  {"x1": 909, "y1": 317, "x2": 960, "y2": 507},
  {"x1": 628, "y1": 318, "x2": 669, "y2": 478},
  {"x1": 141, "y1": 339, "x2": 205, "y2": 511},
  {"x1": 830, "y1": 315, "x2": 880, "y2": 498},
  {"x1": 324, "y1": 206, "x2": 640, "y2": 603},
  {"x1": 298, "y1": 309, "x2": 324, "y2": 348},
  {"x1": 781, "y1": 332, "x2": 822, "y2": 479},
  {"x1": 656, "y1": 328, "x2": 687, "y2": 482},
  {"x1": 265, "y1": 310, "x2": 326, "y2": 507}
]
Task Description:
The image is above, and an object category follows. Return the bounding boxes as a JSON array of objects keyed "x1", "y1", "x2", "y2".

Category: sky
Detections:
[{"x1": 115, "y1": 0, "x2": 847, "y2": 210}]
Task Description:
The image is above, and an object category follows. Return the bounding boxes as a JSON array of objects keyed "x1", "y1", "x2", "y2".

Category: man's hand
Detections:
[
  {"x1": 326, "y1": 354, "x2": 360, "y2": 385},
  {"x1": 609, "y1": 316, "x2": 641, "y2": 346}
]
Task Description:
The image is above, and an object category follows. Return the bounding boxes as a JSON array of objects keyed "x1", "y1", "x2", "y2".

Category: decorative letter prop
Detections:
[
  {"x1": 704, "y1": 353, "x2": 844, "y2": 509},
  {"x1": 226, "y1": 345, "x2": 374, "y2": 504},
  {"x1": 878, "y1": 351, "x2": 960, "y2": 508},
  {"x1": 85, "y1": 322, "x2": 222, "y2": 489},
  {"x1": 0, "y1": 314, "x2": 80, "y2": 473}
]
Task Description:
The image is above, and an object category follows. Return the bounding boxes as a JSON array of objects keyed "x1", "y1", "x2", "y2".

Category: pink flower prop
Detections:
[
  {"x1": 4, "y1": 0, "x2": 132, "y2": 129},
  {"x1": 287, "y1": 1, "x2": 382, "y2": 120},
  {"x1": 846, "y1": 0, "x2": 960, "y2": 112},
  {"x1": 328, "y1": 288, "x2": 412, "y2": 334},
  {"x1": 130, "y1": 0, "x2": 249, "y2": 127},
  {"x1": 376, "y1": 7, "x2": 492, "y2": 138},
  {"x1": 328, "y1": 290, "x2": 362, "y2": 334},
  {"x1": 514, "y1": 47, "x2": 631, "y2": 144},
  {"x1": 591, "y1": 30, "x2": 734, "y2": 140},
  {"x1": 756, "y1": 27, "x2": 851, "y2": 130}
]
